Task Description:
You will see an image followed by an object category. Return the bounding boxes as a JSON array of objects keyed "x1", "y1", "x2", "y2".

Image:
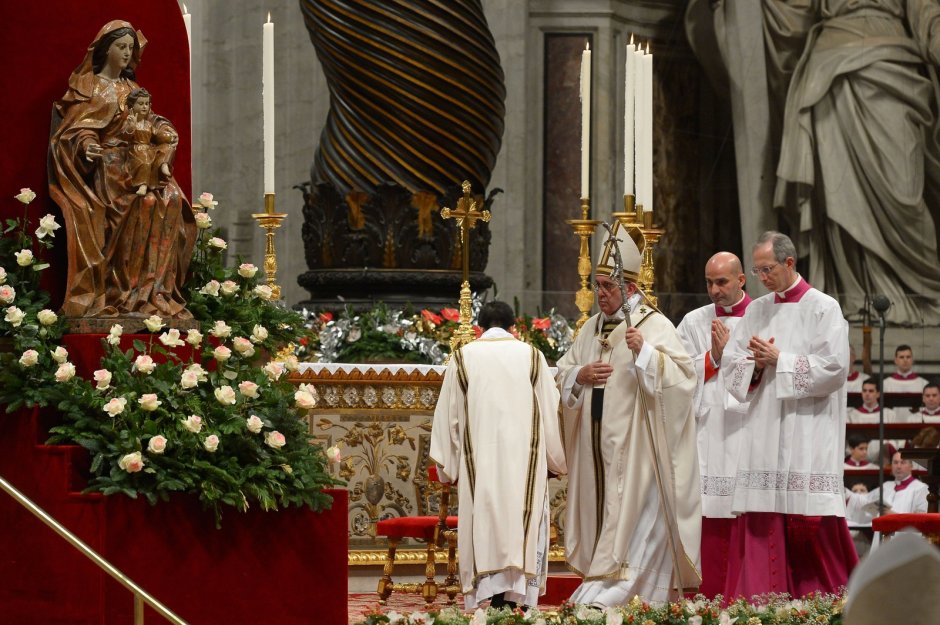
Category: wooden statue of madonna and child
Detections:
[{"x1": 48, "y1": 20, "x2": 197, "y2": 333}]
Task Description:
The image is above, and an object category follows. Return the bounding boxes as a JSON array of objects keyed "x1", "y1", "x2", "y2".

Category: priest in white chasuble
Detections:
[
  {"x1": 722, "y1": 230, "x2": 857, "y2": 600},
  {"x1": 430, "y1": 300, "x2": 566, "y2": 610},
  {"x1": 676, "y1": 251, "x2": 751, "y2": 598},
  {"x1": 556, "y1": 225, "x2": 701, "y2": 607}
]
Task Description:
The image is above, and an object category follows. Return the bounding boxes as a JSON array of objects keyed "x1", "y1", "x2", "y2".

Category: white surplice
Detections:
[
  {"x1": 556, "y1": 297, "x2": 701, "y2": 606},
  {"x1": 883, "y1": 374, "x2": 929, "y2": 395},
  {"x1": 430, "y1": 328, "x2": 566, "y2": 609},
  {"x1": 677, "y1": 298, "x2": 750, "y2": 519},
  {"x1": 722, "y1": 277, "x2": 849, "y2": 516},
  {"x1": 845, "y1": 478, "x2": 929, "y2": 527},
  {"x1": 847, "y1": 406, "x2": 898, "y2": 424}
]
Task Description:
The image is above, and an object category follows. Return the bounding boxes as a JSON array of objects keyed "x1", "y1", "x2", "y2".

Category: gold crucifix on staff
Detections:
[{"x1": 441, "y1": 180, "x2": 490, "y2": 353}]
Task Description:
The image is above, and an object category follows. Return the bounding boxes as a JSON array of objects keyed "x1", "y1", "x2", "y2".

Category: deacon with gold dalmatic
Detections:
[{"x1": 556, "y1": 224, "x2": 701, "y2": 606}]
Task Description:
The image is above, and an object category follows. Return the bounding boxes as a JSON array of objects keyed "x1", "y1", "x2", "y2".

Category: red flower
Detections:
[
  {"x1": 473, "y1": 325, "x2": 483, "y2": 338},
  {"x1": 299, "y1": 337, "x2": 309, "y2": 346},
  {"x1": 421, "y1": 309, "x2": 442, "y2": 325},
  {"x1": 440, "y1": 307, "x2": 460, "y2": 322},
  {"x1": 532, "y1": 317, "x2": 551, "y2": 330},
  {"x1": 318, "y1": 311, "x2": 333, "y2": 323}
]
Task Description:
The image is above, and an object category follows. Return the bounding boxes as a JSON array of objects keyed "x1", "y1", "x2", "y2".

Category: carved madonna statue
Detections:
[{"x1": 49, "y1": 20, "x2": 196, "y2": 322}]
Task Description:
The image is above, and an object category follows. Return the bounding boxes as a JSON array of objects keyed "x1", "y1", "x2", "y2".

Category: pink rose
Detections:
[
  {"x1": 264, "y1": 431, "x2": 286, "y2": 449},
  {"x1": 246, "y1": 415, "x2": 264, "y2": 434},
  {"x1": 55, "y1": 362, "x2": 76, "y2": 382},
  {"x1": 147, "y1": 435, "x2": 167, "y2": 454},
  {"x1": 138, "y1": 393, "x2": 161, "y2": 411},
  {"x1": 238, "y1": 380, "x2": 259, "y2": 398},
  {"x1": 214, "y1": 385, "x2": 237, "y2": 405},
  {"x1": 233, "y1": 337, "x2": 255, "y2": 357},
  {"x1": 213, "y1": 345, "x2": 232, "y2": 362},
  {"x1": 133, "y1": 355, "x2": 156, "y2": 374},
  {"x1": 118, "y1": 452, "x2": 144, "y2": 473},
  {"x1": 0, "y1": 285, "x2": 14, "y2": 304},
  {"x1": 203, "y1": 434, "x2": 220, "y2": 453},
  {"x1": 19, "y1": 350, "x2": 38, "y2": 367},
  {"x1": 93, "y1": 369, "x2": 112, "y2": 390},
  {"x1": 103, "y1": 397, "x2": 127, "y2": 417},
  {"x1": 182, "y1": 415, "x2": 203, "y2": 433}
]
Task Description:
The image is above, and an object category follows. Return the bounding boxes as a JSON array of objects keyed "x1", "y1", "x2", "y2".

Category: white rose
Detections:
[
  {"x1": 193, "y1": 212, "x2": 212, "y2": 229},
  {"x1": 326, "y1": 445, "x2": 341, "y2": 463},
  {"x1": 294, "y1": 389, "x2": 317, "y2": 410},
  {"x1": 93, "y1": 369, "x2": 112, "y2": 390},
  {"x1": 0, "y1": 285, "x2": 14, "y2": 304},
  {"x1": 19, "y1": 349, "x2": 38, "y2": 367},
  {"x1": 35, "y1": 214, "x2": 61, "y2": 239},
  {"x1": 51, "y1": 346, "x2": 69, "y2": 364},
  {"x1": 210, "y1": 320, "x2": 232, "y2": 338},
  {"x1": 37, "y1": 309, "x2": 57, "y2": 325},
  {"x1": 213, "y1": 345, "x2": 232, "y2": 362},
  {"x1": 262, "y1": 360, "x2": 284, "y2": 382},
  {"x1": 147, "y1": 435, "x2": 167, "y2": 454},
  {"x1": 14, "y1": 249, "x2": 33, "y2": 267},
  {"x1": 250, "y1": 324, "x2": 269, "y2": 343},
  {"x1": 180, "y1": 370, "x2": 199, "y2": 389},
  {"x1": 143, "y1": 315, "x2": 164, "y2": 332},
  {"x1": 282, "y1": 354, "x2": 300, "y2": 372},
  {"x1": 264, "y1": 430, "x2": 286, "y2": 449},
  {"x1": 214, "y1": 385, "x2": 237, "y2": 405},
  {"x1": 14, "y1": 188, "x2": 36, "y2": 204},
  {"x1": 159, "y1": 328, "x2": 184, "y2": 347},
  {"x1": 197, "y1": 192, "x2": 218, "y2": 209},
  {"x1": 232, "y1": 337, "x2": 255, "y2": 357},
  {"x1": 253, "y1": 284, "x2": 273, "y2": 300},
  {"x1": 133, "y1": 355, "x2": 156, "y2": 375},
  {"x1": 185, "y1": 363, "x2": 209, "y2": 382},
  {"x1": 185, "y1": 329, "x2": 203, "y2": 346},
  {"x1": 107, "y1": 324, "x2": 123, "y2": 346},
  {"x1": 200, "y1": 280, "x2": 221, "y2": 296},
  {"x1": 208, "y1": 237, "x2": 227, "y2": 250},
  {"x1": 118, "y1": 451, "x2": 144, "y2": 473},
  {"x1": 605, "y1": 608, "x2": 625, "y2": 625},
  {"x1": 103, "y1": 397, "x2": 127, "y2": 417},
  {"x1": 220, "y1": 280, "x2": 239, "y2": 296},
  {"x1": 246, "y1": 415, "x2": 264, "y2": 434},
  {"x1": 238, "y1": 263, "x2": 258, "y2": 278},
  {"x1": 182, "y1": 415, "x2": 203, "y2": 433},
  {"x1": 238, "y1": 380, "x2": 259, "y2": 398},
  {"x1": 0, "y1": 266, "x2": 6, "y2": 284},
  {"x1": 203, "y1": 434, "x2": 220, "y2": 452},
  {"x1": 4, "y1": 306, "x2": 25, "y2": 327},
  {"x1": 138, "y1": 393, "x2": 161, "y2": 411}
]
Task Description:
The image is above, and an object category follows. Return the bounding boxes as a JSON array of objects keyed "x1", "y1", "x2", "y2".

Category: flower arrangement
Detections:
[
  {"x1": 303, "y1": 299, "x2": 574, "y2": 365},
  {"x1": 1, "y1": 190, "x2": 339, "y2": 524},
  {"x1": 354, "y1": 593, "x2": 845, "y2": 625}
]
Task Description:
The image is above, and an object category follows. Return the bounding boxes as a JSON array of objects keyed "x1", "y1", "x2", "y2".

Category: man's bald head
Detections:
[{"x1": 705, "y1": 252, "x2": 746, "y2": 307}]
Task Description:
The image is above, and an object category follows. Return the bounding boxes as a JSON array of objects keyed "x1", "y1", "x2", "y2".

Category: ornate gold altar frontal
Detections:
[{"x1": 291, "y1": 364, "x2": 568, "y2": 566}]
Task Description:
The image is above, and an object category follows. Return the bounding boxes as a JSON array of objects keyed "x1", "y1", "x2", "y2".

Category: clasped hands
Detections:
[
  {"x1": 747, "y1": 335, "x2": 778, "y2": 369},
  {"x1": 577, "y1": 328, "x2": 645, "y2": 385}
]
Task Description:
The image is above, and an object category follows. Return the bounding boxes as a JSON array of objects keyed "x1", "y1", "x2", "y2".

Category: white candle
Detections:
[
  {"x1": 642, "y1": 44, "x2": 653, "y2": 212},
  {"x1": 263, "y1": 14, "x2": 275, "y2": 195},
  {"x1": 624, "y1": 36, "x2": 636, "y2": 197},
  {"x1": 182, "y1": 4, "x2": 191, "y2": 48},
  {"x1": 580, "y1": 43, "x2": 591, "y2": 200}
]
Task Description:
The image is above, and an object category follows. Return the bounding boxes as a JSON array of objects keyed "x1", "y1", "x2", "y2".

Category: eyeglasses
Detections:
[
  {"x1": 591, "y1": 281, "x2": 618, "y2": 293},
  {"x1": 750, "y1": 263, "x2": 779, "y2": 277}
]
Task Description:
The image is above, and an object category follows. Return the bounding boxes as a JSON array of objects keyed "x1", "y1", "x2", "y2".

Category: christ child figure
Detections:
[{"x1": 122, "y1": 88, "x2": 177, "y2": 196}]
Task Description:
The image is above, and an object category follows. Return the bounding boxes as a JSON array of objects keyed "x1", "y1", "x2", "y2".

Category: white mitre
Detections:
[
  {"x1": 595, "y1": 220, "x2": 643, "y2": 282},
  {"x1": 844, "y1": 531, "x2": 940, "y2": 625}
]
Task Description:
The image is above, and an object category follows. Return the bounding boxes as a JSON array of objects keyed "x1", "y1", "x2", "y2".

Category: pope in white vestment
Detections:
[
  {"x1": 556, "y1": 224, "x2": 701, "y2": 606},
  {"x1": 721, "y1": 231, "x2": 857, "y2": 599},
  {"x1": 676, "y1": 252, "x2": 751, "y2": 598},
  {"x1": 430, "y1": 301, "x2": 566, "y2": 610}
]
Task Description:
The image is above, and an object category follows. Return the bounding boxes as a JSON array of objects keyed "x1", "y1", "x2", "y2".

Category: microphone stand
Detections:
[{"x1": 877, "y1": 310, "x2": 886, "y2": 512}]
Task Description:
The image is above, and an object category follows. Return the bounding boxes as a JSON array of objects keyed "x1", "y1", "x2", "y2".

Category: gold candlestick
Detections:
[
  {"x1": 441, "y1": 181, "x2": 490, "y2": 354},
  {"x1": 252, "y1": 192, "x2": 286, "y2": 301},
  {"x1": 566, "y1": 197, "x2": 600, "y2": 335}
]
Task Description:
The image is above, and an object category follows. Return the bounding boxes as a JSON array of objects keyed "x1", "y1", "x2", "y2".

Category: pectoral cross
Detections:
[{"x1": 442, "y1": 181, "x2": 491, "y2": 353}]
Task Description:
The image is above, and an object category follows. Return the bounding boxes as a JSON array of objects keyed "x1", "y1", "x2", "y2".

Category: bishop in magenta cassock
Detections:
[
  {"x1": 676, "y1": 251, "x2": 751, "y2": 598},
  {"x1": 721, "y1": 231, "x2": 857, "y2": 600}
]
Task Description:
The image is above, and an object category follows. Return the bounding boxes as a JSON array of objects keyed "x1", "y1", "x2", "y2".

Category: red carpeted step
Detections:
[{"x1": 543, "y1": 573, "x2": 581, "y2": 605}]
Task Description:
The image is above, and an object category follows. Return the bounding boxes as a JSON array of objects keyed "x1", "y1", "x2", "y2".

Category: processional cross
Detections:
[{"x1": 441, "y1": 180, "x2": 490, "y2": 353}]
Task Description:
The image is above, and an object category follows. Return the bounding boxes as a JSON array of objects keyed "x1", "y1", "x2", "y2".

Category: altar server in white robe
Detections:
[
  {"x1": 845, "y1": 452, "x2": 928, "y2": 550},
  {"x1": 920, "y1": 384, "x2": 940, "y2": 423},
  {"x1": 430, "y1": 300, "x2": 566, "y2": 611},
  {"x1": 722, "y1": 230, "x2": 857, "y2": 600},
  {"x1": 677, "y1": 251, "x2": 751, "y2": 598},
  {"x1": 847, "y1": 380, "x2": 899, "y2": 424},
  {"x1": 882, "y1": 346, "x2": 929, "y2": 395},
  {"x1": 557, "y1": 223, "x2": 701, "y2": 606}
]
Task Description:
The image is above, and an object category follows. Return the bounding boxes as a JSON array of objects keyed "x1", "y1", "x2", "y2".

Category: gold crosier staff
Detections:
[{"x1": 599, "y1": 221, "x2": 686, "y2": 600}]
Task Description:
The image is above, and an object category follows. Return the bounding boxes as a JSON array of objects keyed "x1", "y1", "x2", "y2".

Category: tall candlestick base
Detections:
[
  {"x1": 252, "y1": 192, "x2": 287, "y2": 301},
  {"x1": 566, "y1": 197, "x2": 600, "y2": 335}
]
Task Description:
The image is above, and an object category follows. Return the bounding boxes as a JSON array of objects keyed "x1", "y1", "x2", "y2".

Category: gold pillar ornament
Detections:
[
  {"x1": 612, "y1": 199, "x2": 664, "y2": 307},
  {"x1": 565, "y1": 197, "x2": 600, "y2": 335},
  {"x1": 441, "y1": 181, "x2": 490, "y2": 354},
  {"x1": 252, "y1": 192, "x2": 287, "y2": 301}
]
